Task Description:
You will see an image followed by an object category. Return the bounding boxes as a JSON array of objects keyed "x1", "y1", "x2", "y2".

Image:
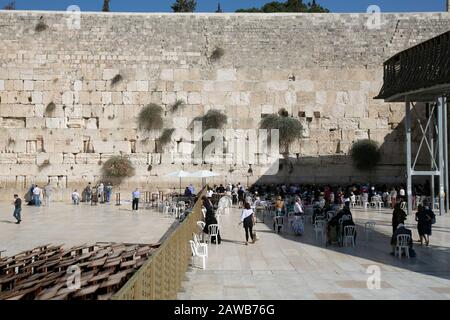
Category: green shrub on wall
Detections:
[
  {"x1": 159, "y1": 128, "x2": 176, "y2": 147},
  {"x1": 195, "y1": 109, "x2": 228, "y2": 131},
  {"x1": 350, "y1": 139, "x2": 381, "y2": 171},
  {"x1": 137, "y1": 103, "x2": 164, "y2": 131},
  {"x1": 102, "y1": 156, "x2": 135, "y2": 183},
  {"x1": 259, "y1": 109, "x2": 302, "y2": 153}
]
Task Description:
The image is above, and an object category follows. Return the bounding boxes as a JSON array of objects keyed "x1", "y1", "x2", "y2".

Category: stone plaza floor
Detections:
[
  {"x1": 0, "y1": 202, "x2": 176, "y2": 257},
  {"x1": 179, "y1": 206, "x2": 450, "y2": 300}
]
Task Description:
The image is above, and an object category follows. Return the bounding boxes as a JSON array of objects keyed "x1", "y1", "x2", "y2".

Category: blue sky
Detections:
[{"x1": 1, "y1": 0, "x2": 447, "y2": 13}]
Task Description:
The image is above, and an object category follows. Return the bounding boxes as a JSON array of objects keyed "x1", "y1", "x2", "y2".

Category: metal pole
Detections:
[
  {"x1": 429, "y1": 104, "x2": 435, "y2": 209},
  {"x1": 405, "y1": 100, "x2": 413, "y2": 216},
  {"x1": 437, "y1": 96, "x2": 445, "y2": 216},
  {"x1": 444, "y1": 95, "x2": 449, "y2": 214}
]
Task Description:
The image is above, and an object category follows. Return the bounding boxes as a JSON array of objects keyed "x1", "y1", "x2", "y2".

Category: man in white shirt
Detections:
[
  {"x1": 72, "y1": 190, "x2": 80, "y2": 205},
  {"x1": 206, "y1": 189, "x2": 214, "y2": 198},
  {"x1": 132, "y1": 188, "x2": 140, "y2": 211},
  {"x1": 33, "y1": 185, "x2": 41, "y2": 207}
]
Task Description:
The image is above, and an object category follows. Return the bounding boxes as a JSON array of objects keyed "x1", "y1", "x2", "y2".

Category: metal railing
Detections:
[
  {"x1": 376, "y1": 31, "x2": 450, "y2": 101},
  {"x1": 112, "y1": 190, "x2": 204, "y2": 300}
]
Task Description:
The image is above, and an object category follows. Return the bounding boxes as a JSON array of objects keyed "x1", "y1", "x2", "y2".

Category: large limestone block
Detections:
[
  {"x1": 17, "y1": 153, "x2": 36, "y2": 165},
  {"x1": 53, "y1": 139, "x2": 83, "y2": 154},
  {"x1": 129, "y1": 153, "x2": 148, "y2": 165},
  {"x1": 103, "y1": 69, "x2": 119, "y2": 81},
  {"x1": 85, "y1": 118, "x2": 98, "y2": 129},
  {"x1": 3, "y1": 117, "x2": 26, "y2": 128},
  {"x1": 62, "y1": 153, "x2": 75, "y2": 164},
  {"x1": 267, "y1": 81, "x2": 288, "y2": 92},
  {"x1": 354, "y1": 130, "x2": 369, "y2": 140},
  {"x1": 174, "y1": 69, "x2": 190, "y2": 81},
  {"x1": 111, "y1": 141, "x2": 131, "y2": 153},
  {"x1": 45, "y1": 117, "x2": 66, "y2": 129},
  {"x1": 136, "y1": 140, "x2": 156, "y2": 153},
  {"x1": 67, "y1": 118, "x2": 84, "y2": 129},
  {"x1": 0, "y1": 153, "x2": 17, "y2": 164},
  {"x1": 26, "y1": 117, "x2": 45, "y2": 129},
  {"x1": 359, "y1": 118, "x2": 378, "y2": 130},
  {"x1": 92, "y1": 140, "x2": 114, "y2": 153},
  {"x1": 160, "y1": 69, "x2": 174, "y2": 81},
  {"x1": 216, "y1": 69, "x2": 237, "y2": 81}
]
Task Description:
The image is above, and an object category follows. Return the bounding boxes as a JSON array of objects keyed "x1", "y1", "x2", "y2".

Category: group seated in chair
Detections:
[{"x1": 326, "y1": 205, "x2": 357, "y2": 246}]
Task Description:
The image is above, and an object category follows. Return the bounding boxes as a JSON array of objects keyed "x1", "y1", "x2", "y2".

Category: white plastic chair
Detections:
[
  {"x1": 193, "y1": 233, "x2": 208, "y2": 257},
  {"x1": 362, "y1": 194, "x2": 369, "y2": 209},
  {"x1": 163, "y1": 204, "x2": 170, "y2": 216},
  {"x1": 189, "y1": 240, "x2": 207, "y2": 270},
  {"x1": 364, "y1": 221, "x2": 376, "y2": 240},
  {"x1": 395, "y1": 234, "x2": 411, "y2": 259},
  {"x1": 314, "y1": 220, "x2": 325, "y2": 240},
  {"x1": 400, "y1": 201, "x2": 407, "y2": 211},
  {"x1": 197, "y1": 221, "x2": 206, "y2": 241},
  {"x1": 274, "y1": 216, "x2": 284, "y2": 234},
  {"x1": 343, "y1": 225, "x2": 356, "y2": 247},
  {"x1": 370, "y1": 196, "x2": 378, "y2": 208},
  {"x1": 207, "y1": 224, "x2": 220, "y2": 245}
]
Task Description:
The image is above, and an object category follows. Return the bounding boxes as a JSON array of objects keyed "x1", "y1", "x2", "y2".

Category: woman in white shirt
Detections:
[
  {"x1": 292, "y1": 197, "x2": 304, "y2": 235},
  {"x1": 238, "y1": 202, "x2": 256, "y2": 245}
]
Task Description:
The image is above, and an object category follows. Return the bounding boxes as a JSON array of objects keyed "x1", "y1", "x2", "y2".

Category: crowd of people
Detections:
[
  {"x1": 10, "y1": 180, "x2": 438, "y2": 258},
  {"x1": 198, "y1": 181, "x2": 438, "y2": 258}
]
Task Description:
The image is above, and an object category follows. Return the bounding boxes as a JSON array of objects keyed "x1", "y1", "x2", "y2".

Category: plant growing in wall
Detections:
[
  {"x1": 101, "y1": 156, "x2": 135, "y2": 184},
  {"x1": 45, "y1": 102, "x2": 56, "y2": 116},
  {"x1": 38, "y1": 159, "x2": 51, "y2": 171},
  {"x1": 169, "y1": 99, "x2": 185, "y2": 113},
  {"x1": 209, "y1": 47, "x2": 225, "y2": 62},
  {"x1": 35, "y1": 17, "x2": 48, "y2": 32},
  {"x1": 191, "y1": 109, "x2": 228, "y2": 159},
  {"x1": 137, "y1": 103, "x2": 164, "y2": 131},
  {"x1": 158, "y1": 128, "x2": 176, "y2": 147},
  {"x1": 195, "y1": 109, "x2": 228, "y2": 131},
  {"x1": 350, "y1": 139, "x2": 381, "y2": 171},
  {"x1": 7, "y1": 137, "x2": 15, "y2": 146},
  {"x1": 259, "y1": 108, "x2": 302, "y2": 154},
  {"x1": 111, "y1": 74, "x2": 123, "y2": 87}
]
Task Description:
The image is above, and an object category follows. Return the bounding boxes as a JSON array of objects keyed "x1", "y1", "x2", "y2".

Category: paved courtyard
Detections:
[
  {"x1": 179, "y1": 206, "x2": 450, "y2": 300},
  {"x1": 0, "y1": 202, "x2": 176, "y2": 257}
]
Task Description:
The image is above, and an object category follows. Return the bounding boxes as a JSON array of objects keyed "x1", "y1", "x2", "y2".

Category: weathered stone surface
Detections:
[{"x1": 0, "y1": 11, "x2": 449, "y2": 191}]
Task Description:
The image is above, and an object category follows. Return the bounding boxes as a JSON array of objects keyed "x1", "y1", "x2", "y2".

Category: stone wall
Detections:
[{"x1": 1, "y1": 11, "x2": 450, "y2": 200}]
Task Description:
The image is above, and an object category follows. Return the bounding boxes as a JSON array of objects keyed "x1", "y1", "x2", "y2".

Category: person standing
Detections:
[
  {"x1": 13, "y1": 194, "x2": 22, "y2": 224},
  {"x1": 390, "y1": 187, "x2": 398, "y2": 209},
  {"x1": 33, "y1": 185, "x2": 41, "y2": 207},
  {"x1": 132, "y1": 188, "x2": 140, "y2": 211},
  {"x1": 105, "y1": 183, "x2": 113, "y2": 203},
  {"x1": 392, "y1": 203, "x2": 407, "y2": 234},
  {"x1": 415, "y1": 201, "x2": 435, "y2": 246},
  {"x1": 239, "y1": 202, "x2": 256, "y2": 245},
  {"x1": 97, "y1": 183, "x2": 104, "y2": 203},
  {"x1": 72, "y1": 189, "x2": 80, "y2": 205},
  {"x1": 202, "y1": 196, "x2": 221, "y2": 244},
  {"x1": 292, "y1": 197, "x2": 304, "y2": 235},
  {"x1": 44, "y1": 182, "x2": 53, "y2": 207},
  {"x1": 85, "y1": 182, "x2": 92, "y2": 204}
]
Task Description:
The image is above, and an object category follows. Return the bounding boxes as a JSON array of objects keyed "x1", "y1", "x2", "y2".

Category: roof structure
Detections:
[{"x1": 375, "y1": 30, "x2": 450, "y2": 102}]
